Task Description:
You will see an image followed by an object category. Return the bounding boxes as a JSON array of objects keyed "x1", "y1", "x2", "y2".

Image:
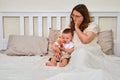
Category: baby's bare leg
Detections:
[
  {"x1": 59, "y1": 58, "x2": 69, "y2": 67},
  {"x1": 46, "y1": 56, "x2": 57, "y2": 66}
]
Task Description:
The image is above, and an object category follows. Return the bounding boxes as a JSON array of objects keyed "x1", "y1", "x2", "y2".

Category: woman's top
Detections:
[{"x1": 73, "y1": 22, "x2": 101, "y2": 50}]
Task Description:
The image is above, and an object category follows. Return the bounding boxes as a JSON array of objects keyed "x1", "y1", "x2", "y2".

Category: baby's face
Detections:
[{"x1": 62, "y1": 33, "x2": 73, "y2": 43}]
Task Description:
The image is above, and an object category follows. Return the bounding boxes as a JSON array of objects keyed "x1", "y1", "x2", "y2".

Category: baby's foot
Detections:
[
  {"x1": 59, "y1": 62, "x2": 67, "y2": 67},
  {"x1": 45, "y1": 61, "x2": 57, "y2": 66},
  {"x1": 59, "y1": 59, "x2": 68, "y2": 67}
]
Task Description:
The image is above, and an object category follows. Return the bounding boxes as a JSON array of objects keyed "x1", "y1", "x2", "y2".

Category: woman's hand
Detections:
[{"x1": 75, "y1": 22, "x2": 80, "y2": 29}]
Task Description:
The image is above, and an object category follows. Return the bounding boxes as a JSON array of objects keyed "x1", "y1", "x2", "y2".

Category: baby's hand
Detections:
[
  {"x1": 57, "y1": 39, "x2": 63, "y2": 47},
  {"x1": 57, "y1": 34, "x2": 63, "y2": 47},
  {"x1": 60, "y1": 47, "x2": 65, "y2": 51},
  {"x1": 55, "y1": 53, "x2": 61, "y2": 59}
]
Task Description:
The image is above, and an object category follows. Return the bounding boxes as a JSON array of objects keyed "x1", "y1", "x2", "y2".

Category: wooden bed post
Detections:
[
  {"x1": 0, "y1": 14, "x2": 3, "y2": 50},
  {"x1": 115, "y1": 13, "x2": 120, "y2": 56}
]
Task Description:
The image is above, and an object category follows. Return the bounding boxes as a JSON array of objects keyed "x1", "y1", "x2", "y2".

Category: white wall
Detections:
[{"x1": 0, "y1": 0, "x2": 120, "y2": 12}]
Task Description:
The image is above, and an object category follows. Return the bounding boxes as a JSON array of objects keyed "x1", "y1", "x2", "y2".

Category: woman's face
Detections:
[{"x1": 72, "y1": 10, "x2": 84, "y2": 26}]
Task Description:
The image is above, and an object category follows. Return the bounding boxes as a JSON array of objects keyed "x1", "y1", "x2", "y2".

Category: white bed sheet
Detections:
[{"x1": 0, "y1": 53, "x2": 71, "y2": 80}]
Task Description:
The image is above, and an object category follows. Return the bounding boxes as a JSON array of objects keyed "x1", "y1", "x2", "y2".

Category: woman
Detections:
[
  {"x1": 46, "y1": 4, "x2": 120, "y2": 80},
  {"x1": 69, "y1": 4, "x2": 102, "y2": 68}
]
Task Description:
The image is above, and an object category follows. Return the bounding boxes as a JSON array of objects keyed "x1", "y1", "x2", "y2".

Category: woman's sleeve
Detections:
[{"x1": 85, "y1": 22, "x2": 98, "y2": 34}]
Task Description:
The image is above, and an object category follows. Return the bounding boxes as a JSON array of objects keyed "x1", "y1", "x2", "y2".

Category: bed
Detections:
[{"x1": 0, "y1": 11, "x2": 120, "y2": 80}]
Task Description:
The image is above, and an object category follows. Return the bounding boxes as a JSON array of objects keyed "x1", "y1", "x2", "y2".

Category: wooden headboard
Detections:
[{"x1": 0, "y1": 11, "x2": 120, "y2": 56}]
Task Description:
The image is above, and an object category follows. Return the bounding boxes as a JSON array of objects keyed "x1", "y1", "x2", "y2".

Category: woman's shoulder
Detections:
[
  {"x1": 89, "y1": 22, "x2": 97, "y2": 28},
  {"x1": 86, "y1": 22, "x2": 98, "y2": 34}
]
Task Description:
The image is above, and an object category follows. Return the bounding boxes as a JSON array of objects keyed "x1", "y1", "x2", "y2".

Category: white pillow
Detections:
[
  {"x1": 3, "y1": 35, "x2": 48, "y2": 56},
  {"x1": 98, "y1": 30, "x2": 113, "y2": 55},
  {"x1": 47, "y1": 29, "x2": 61, "y2": 56}
]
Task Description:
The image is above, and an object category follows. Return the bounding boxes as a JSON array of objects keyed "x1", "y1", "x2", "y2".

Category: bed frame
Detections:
[{"x1": 0, "y1": 11, "x2": 120, "y2": 56}]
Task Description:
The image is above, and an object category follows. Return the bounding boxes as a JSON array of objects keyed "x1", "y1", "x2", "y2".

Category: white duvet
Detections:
[
  {"x1": 0, "y1": 52, "x2": 120, "y2": 80},
  {"x1": 46, "y1": 52, "x2": 120, "y2": 80}
]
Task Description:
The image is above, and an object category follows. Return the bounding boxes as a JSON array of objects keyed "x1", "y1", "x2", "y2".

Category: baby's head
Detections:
[{"x1": 62, "y1": 28, "x2": 74, "y2": 43}]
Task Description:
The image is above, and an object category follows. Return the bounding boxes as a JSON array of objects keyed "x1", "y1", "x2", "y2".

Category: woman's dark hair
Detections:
[{"x1": 69, "y1": 4, "x2": 90, "y2": 32}]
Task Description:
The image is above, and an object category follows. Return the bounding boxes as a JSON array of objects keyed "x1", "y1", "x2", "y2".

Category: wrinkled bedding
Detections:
[
  {"x1": 0, "y1": 53, "x2": 71, "y2": 80},
  {"x1": 0, "y1": 53, "x2": 120, "y2": 80}
]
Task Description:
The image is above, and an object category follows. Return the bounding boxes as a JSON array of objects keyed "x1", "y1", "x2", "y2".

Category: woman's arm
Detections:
[{"x1": 75, "y1": 27, "x2": 96, "y2": 44}]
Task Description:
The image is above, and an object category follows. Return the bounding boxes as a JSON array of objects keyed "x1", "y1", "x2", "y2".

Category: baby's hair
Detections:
[{"x1": 62, "y1": 28, "x2": 74, "y2": 36}]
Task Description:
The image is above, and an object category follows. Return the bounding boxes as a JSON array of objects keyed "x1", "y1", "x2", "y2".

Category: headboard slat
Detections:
[
  {"x1": 38, "y1": 16, "x2": 42, "y2": 37},
  {"x1": 66, "y1": 16, "x2": 70, "y2": 27},
  {"x1": 29, "y1": 16, "x2": 33, "y2": 35},
  {"x1": 20, "y1": 16, "x2": 24, "y2": 35},
  {"x1": 94, "y1": 16, "x2": 99, "y2": 26},
  {"x1": 56, "y1": 16, "x2": 61, "y2": 30},
  {"x1": 47, "y1": 16, "x2": 52, "y2": 37}
]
